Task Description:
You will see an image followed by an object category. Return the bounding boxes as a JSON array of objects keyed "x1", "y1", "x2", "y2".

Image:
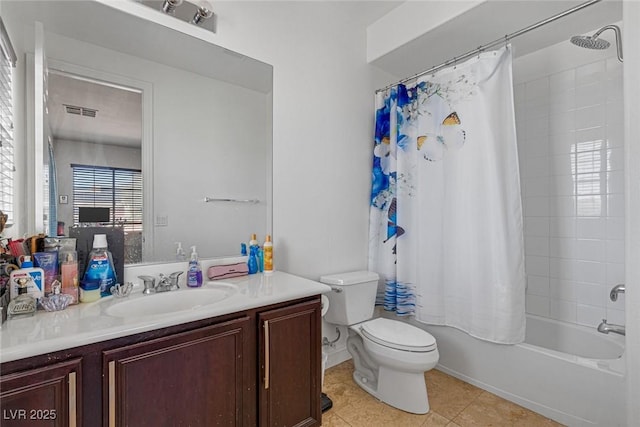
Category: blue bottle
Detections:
[
  {"x1": 248, "y1": 246, "x2": 259, "y2": 274},
  {"x1": 81, "y1": 234, "x2": 117, "y2": 298},
  {"x1": 257, "y1": 248, "x2": 264, "y2": 273}
]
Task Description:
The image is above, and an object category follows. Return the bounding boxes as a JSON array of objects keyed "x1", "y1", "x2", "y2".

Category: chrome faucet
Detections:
[
  {"x1": 610, "y1": 284, "x2": 625, "y2": 301},
  {"x1": 155, "y1": 271, "x2": 184, "y2": 292},
  {"x1": 138, "y1": 272, "x2": 184, "y2": 294},
  {"x1": 597, "y1": 319, "x2": 625, "y2": 336},
  {"x1": 139, "y1": 275, "x2": 156, "y2": 295}
]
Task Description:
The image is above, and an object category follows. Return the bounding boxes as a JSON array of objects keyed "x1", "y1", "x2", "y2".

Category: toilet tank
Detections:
[{"x1": 320, "y1": 271, "x2": 379, "y2": 326}]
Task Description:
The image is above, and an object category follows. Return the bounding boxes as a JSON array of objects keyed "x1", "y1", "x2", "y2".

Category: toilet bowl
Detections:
[{"x1": 320, "y1": 271, "x2": 439, "y2": 414}]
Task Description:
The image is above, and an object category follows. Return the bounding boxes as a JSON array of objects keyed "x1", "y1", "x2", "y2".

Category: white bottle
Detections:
[
  {"x1": 249, "y1": 233, "x2": 259, "y2": 249},
  {"x1": 9, "y1": 256, "x2": 45, "y2": 302}
]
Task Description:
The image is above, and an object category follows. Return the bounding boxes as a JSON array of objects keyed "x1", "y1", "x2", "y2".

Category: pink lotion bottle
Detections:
[{"x1": 60, "y1": 252, "x2": 79, "y2": 304}]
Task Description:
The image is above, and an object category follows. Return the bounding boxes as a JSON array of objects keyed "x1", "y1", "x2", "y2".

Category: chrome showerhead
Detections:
[
  {"x1": 570, "y1": 24, "x2": 623, "y2": 62},
  {"x1": 570, "y1": 35, "x2": 610, "y2": 50}
]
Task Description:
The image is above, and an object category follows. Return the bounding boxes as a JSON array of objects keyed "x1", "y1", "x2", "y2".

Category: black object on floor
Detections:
[{"x1": 321, "y1": 393, "x2": 333, "y2": 412}]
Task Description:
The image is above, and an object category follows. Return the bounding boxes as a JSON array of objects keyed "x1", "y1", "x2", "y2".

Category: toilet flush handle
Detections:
[{"x1": 330, "y1": 286, "x2": 343, "y2": 293}]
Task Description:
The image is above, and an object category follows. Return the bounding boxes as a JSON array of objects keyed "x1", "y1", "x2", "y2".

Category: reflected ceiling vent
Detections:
[{"x1": 64, "y1": 104, "x2": 98, "y2": 118}]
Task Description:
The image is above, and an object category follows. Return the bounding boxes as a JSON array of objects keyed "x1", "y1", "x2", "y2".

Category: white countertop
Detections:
[{"x1": 0, "y1": 271, "x2": 331, "y2": 364}]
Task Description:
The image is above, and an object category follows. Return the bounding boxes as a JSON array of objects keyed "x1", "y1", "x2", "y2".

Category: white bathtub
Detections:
[{"x1": 383, "y1": 312, "x2": 626, "y2": 426}]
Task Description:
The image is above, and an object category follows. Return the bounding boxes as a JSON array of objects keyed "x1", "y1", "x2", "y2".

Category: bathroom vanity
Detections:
[{"x1": 0, "y1": 272, "x2": 328, "y2": 426}]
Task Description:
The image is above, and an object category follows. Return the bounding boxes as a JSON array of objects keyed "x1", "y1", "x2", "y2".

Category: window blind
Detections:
[
  {"x1": 0, "y1": 18, "x2": 17, "y2": 226},
  {"x1": 72, "y1": 164, "x2": 143, "y2": 232}
]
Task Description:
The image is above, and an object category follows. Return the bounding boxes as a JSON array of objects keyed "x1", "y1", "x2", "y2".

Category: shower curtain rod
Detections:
[{"x1": 376, "y1": 0, "x2": 602, "y2": 93}]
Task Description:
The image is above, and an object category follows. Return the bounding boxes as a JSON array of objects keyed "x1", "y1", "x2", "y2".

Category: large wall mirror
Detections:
[{"x1": 3, "y1": 0, "x2": 273, "y2": 264}]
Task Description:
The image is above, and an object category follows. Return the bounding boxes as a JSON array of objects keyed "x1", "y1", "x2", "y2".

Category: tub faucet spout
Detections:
[{"x1": 597, "y1": 319, "x2": 625, "y2": 336}]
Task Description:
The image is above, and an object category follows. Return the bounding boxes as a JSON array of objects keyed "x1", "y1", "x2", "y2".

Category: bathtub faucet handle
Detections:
[{"x1": 609, "y1": 284, "x2": 625, "y2": 302}]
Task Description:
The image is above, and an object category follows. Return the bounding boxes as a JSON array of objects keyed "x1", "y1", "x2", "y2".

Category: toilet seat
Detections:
[{"x1": 360, "y1": 318, "x2": 437, "y2": 352}]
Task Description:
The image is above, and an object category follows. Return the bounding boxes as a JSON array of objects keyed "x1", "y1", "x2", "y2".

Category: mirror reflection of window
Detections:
[
  {"x1": 71, "y1": 165, "x2": 143, "y2": 264},
  {"x1": 72, "y1": 165, "x2": 143, "y2": 232}
]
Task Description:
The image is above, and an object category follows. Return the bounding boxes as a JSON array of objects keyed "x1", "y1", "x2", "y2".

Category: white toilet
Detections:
[{"x1": 320, "y1": 271, "x2": 439, "y2": 414}]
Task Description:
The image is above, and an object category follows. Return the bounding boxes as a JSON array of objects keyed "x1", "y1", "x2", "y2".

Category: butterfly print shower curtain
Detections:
[{"x1": 368, "y1": 46, "x2": 526, "y2": 344}]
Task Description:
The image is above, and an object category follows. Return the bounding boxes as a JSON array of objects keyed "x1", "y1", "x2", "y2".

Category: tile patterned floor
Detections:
[{"x1": 322, "y1": 360, "x2": 565, "y2": 427}]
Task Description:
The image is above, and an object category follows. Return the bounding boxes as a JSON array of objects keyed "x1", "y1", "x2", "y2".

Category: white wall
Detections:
[
  {"x1": 197, "y1": 2, "x2": 398, "y2": 280},
  {"x1": 623, "y1": 2, "x2": 640, "y2": 424},
  {"x1": 513, "y1": 31, "x2": 625, "y2": 329}
]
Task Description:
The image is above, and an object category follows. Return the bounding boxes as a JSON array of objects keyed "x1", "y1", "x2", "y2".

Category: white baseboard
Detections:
[{"x1": 323, "y1": 345, "x2": 351, "y2": 369}]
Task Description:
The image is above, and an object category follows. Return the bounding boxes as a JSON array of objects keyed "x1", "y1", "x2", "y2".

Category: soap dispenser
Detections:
[
  {"x1": 175, "y1": 242, "x2": 187, "y2": 261},
  {"x1": 187, "y1": 246, "x2": 203, "y2": 287}
]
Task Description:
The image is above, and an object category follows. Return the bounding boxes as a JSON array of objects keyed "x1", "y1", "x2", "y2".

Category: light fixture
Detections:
[
  {"x1": 143, "y1": 0, "x2": 215, "y2": 32},
  {"x1": 191, "y1": 0, "x2": 214, "y2": 25},
  {"x1": 162, "y1": 0, "x2": 183, "y2": 15}
]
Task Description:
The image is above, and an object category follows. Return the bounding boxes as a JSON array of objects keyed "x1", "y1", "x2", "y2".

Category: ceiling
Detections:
[
  {"x1": 47, "y1": 73, "x2": 142, "y2": 148},
  {"x1": 371, "y1": 0, "x2": 623, "y2": 80}
]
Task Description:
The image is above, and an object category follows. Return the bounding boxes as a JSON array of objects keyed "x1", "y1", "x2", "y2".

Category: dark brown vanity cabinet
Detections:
[
  {"x1": 103, "y1": 316, "x2": 251, "y2": 426},
  {"x1": 0, "y1": 358, "x2": 81, "y2": 427},
  {"x1": 258, "y1": 300, "x2": 322, "y2": 427},
  {"x1": 0, "y1": 295, "x2": 322, "y2": 427}
]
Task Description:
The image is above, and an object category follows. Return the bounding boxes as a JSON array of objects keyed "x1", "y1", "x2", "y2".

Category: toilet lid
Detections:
[{"x1": 361, "y1": 318, "x2": 437, "y2": 352}]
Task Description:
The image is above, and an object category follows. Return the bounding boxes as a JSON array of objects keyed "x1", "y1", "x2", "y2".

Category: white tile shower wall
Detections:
[{"x1": 513, "y1": 31, "x2": 624, "y2": 328}]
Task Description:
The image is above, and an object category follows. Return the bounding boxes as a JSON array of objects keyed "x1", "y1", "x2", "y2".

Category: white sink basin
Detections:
[{"x1": 105, "y1": 284, "x2": 237, "y2": 318}]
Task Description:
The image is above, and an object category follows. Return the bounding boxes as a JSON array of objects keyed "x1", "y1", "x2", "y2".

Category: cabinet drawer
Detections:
[{"x1": 1, "y1": 358, "x2": 81, "y2": 427}]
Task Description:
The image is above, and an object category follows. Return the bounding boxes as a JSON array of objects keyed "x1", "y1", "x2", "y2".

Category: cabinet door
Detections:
[
  {"x1": 103, "y1": 316, "x2": 250, "y2": 427},
  {"x1": 0, "y1": 358, "x2": 82, "y2": 427},
  {"x1": 258, "y1": 299, "x2": 321, "y2": 427}
]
